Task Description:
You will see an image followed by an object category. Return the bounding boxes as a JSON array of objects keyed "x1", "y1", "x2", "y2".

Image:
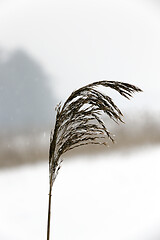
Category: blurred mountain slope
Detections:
[{"x1": 0, "y1": 49, "x2": 56, "y2": 135}]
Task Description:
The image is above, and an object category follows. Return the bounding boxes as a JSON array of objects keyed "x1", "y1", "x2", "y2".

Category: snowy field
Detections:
[{"x1": 1, "y1": 146, "x2": 160, "y2": 240}]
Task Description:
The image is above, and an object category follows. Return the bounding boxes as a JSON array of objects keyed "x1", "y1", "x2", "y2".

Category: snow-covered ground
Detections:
[{"x1": 1, "y1": 146, "x2": 160, "y2": 240}]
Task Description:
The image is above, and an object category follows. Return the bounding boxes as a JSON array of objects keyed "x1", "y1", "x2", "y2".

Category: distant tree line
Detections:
[{"x1": 0, "y1": 49, "x2": 56, "y2": 135}]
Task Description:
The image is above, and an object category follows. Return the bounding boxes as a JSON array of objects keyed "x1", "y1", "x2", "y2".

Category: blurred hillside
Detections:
[
  {"x1": 0, "y1": 49, "x2": 57, "y2": 167},
  {"x1": 0, "y1": 49, "x2": 56, "y2": 135}
]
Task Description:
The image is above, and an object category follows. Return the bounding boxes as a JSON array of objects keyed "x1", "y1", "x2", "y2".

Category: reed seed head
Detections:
[{"x1": 49, "y1": 80, "x2": 142, "y2": 184}]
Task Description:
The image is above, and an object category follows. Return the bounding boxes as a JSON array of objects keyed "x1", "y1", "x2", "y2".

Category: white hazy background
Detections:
[
  {"x1": 1, "y1": 0, "x2": 160, "y2": 239},
  {"x1": 0, "y1": 0, "x2": 160, "y2": 111}
]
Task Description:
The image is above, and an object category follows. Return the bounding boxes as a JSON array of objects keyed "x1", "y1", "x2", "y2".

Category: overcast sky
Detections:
[{"x1": 0, "y1": 0, "x2": 160, "y2": 112}]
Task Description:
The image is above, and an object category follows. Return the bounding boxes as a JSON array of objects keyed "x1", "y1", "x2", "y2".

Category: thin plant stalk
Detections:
[
  {"x1": 47, "y1": 80, "x2": 142, "y2": 240},
  {"x1": 47, "y1": 173, "x2": 53, "y2": 240}
]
